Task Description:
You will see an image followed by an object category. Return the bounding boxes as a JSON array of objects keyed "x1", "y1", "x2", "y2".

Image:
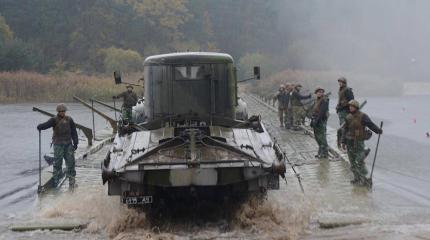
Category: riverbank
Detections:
[{"x1": 0, "y1": 71, "x2": 142, "y2": 103}]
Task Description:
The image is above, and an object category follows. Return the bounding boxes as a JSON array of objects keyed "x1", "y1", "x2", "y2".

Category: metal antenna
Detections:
[
  {"x1": 38, "y1": 130, "x2": 42, "y2": 193},
  {"x1": 91, "y1": 99, "x2": 96, "y2": 140}
]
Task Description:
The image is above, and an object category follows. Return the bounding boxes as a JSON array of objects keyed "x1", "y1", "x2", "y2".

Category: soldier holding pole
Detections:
[
  {"x1": 341, "y1": 100, "x2": 383, "y2": 185},
  {"x1": 37, "y1": 104, "x2": 78, "y2": 190},
  {"x1": 113, "y1": 85, "x2": 138, "y2": 122}
]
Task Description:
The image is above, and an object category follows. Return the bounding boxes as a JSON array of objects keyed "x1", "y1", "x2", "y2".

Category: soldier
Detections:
[
  {"x1": 290, "y1": 84, "x2": 311, "y2": 130},
  {"x1": 336, "y1": 77, "x2": 354, "y2": 125},
  {"x1": 37, "y1": 104, "x2": 78, "y2": 189},
  {"x1": 311, "y1": 87, "x2": 329, "y2": 158},
  {"x1": 273, "y1": 84, "x2": 288, "y2": 127},
  {"x1": 341, "y1": 100, "x2": 383, "y2": 185},
  {"x1": 284, "y1": 83, "x2": 293, "y2": 129},
  {"x1": 113, "y1": 85, "x2": 138, "y2": 122}
]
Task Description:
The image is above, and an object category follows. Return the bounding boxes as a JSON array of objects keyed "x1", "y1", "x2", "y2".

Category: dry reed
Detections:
[{"x1": 0, "y1": 71, "x2": 142, "y2": 103}]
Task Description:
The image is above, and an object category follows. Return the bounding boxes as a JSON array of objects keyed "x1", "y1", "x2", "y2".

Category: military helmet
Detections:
[
  {"x1": 338, "y1": 77, "x2": 347, "y2": 84},
  {"x1": 348, "y1": 100, "x2": 360, "y2": 109},
  {"x1": 126, "y1": 85, "x2": 133, "y2": 89},
  {"x1": 314, "y1": 87, "x2": 325, "y2": 94},
  {"x1": 279, "y1": 84, "x2": 285, "y2": 90},
  {"x1": 56, "y1": 103, "x2": 67, "y2": 112}
]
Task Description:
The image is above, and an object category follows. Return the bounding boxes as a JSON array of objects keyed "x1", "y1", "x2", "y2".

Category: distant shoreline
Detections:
[
  {"x1": 403, "y1": 82, "x2": 430, "y2": 96},
  {"x1": 0, "y1": 71, "x2": 142, "y2": 104},
  {"x1": 243, "y1": 69, "x2": 404, "y2": 98}
]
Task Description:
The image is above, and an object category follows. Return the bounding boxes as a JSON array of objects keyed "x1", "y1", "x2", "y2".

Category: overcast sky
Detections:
[{"x1": 276, "y1": 0, "x2": 430, "y2": 82}]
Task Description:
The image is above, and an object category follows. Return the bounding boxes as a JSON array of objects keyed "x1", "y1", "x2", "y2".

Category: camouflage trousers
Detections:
[
  {"x1": 278, "y1": 107, "x2": 291, "y2": 126},
  {"x1": 337, "y1": 110, "x2": 348, "y2": 125},
  {"x1": 346, "y1": 139, "x2": 368, "y2": 180},
  {"x1": 122, "y1": 107, "x2": 132, "y2": 121},
  {"x1": 292, "y1": 106, "x2": 305, "y2": 128},
  {"x1": 278, "y1": 107, "x2": 286, "y2": 126},
  {"x1": 53, "y1": 144, "x2": 76, "y2": 186},
  {"x1": 313, "y1": 120, "x2": 328, "y2": 156},
  {"x1": 285, "y1": 107, "x2": 293, "y2": 127}
]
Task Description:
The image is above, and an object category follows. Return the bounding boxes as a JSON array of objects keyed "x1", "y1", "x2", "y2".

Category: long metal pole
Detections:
[
  {"x1": 91, "y1": 99, "x2": 96, "y2": 140},
  {"x1": 284, "y1": 151, "x2": 305, "y2": 194},
  {"x1": 370, "y1": 121, "x2": 383, "y2": 179},
  {"x1": 38, "y1": 130, "x2": 42, "y2": 192},
  {"x1": 113, "y1": 98, "x2": 117, "y2": 121}
]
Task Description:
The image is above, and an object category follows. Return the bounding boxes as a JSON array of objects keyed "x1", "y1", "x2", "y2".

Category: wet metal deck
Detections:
[{"x1": 243, "y1": 95, "x2": 430, "y2": 240}]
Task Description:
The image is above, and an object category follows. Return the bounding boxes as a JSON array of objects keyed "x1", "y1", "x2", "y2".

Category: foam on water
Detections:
[{"x1": 34, "y1": 184, "x2": 314, "y2": 239}]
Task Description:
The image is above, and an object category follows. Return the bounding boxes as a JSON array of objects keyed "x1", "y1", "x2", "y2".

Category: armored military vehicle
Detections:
[{"x1": 102, "y1": 52, "x2": 286, "y2": 206}]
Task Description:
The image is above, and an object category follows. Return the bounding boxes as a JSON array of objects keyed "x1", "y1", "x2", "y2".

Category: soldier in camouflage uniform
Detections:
[
  {"x1": 284, "y1": 83, "x2": 293, "y2": 129},
  {"x1": 336, "y1": 77, "x2": 354, "y2": 125},
  {"x1": 290, "y1": 84, "x2": 311, "y2": 130},
  {"x1": 37, "y1": 104, "x2": 78, "y2": 189},
  {"x1": 311, "y1": 87, "x2": 329, "y2": 158},
  {"x1": 113, "y1": 85, "x2": 138, "y2": 122},
  {"x1": 341, "y1": 100, "x2": 383, "y2": 185},
  {"x1": 273, "y1": 84, "x2": 288, "y2": 127}
]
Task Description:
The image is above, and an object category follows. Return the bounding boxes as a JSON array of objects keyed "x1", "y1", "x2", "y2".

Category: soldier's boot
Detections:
[
  {"x1": 315, "y1": 148, "x2": 322, "y2": 158},
  {"x1": 356, "y1": 175, "x2": 369, "y2": 187},
  {"x1": 51, "y1": 179, "x2": 59, "y2": 188},
  {"x1": 350, "y1": 171, "x2": 361, "y2": 184},
  {"x1": 350, "y1": 178, "x2": 360, "y2": 184},
  {"x1": 350, "y1": 173, "x2": 361, "y2": 184},
  {"x1": 320, "y1": 151, "x2": 329, "y2": 159},
  {"x1": 320, "y1": 145, "x2": 329, "y2": 158},
  {"x1": 364, "y1": 148, "x2": 371, "y2": 158},
  {"x1": 51, "y1": 170, "x2": 61, "y2": 188},
  {"x1": 68, "y1": 177, "x2": 77, "y2": 191}
]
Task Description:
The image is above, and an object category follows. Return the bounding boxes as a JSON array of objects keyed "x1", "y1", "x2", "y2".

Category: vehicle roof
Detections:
[{"x1": 144, "y1": 52, "x2": 234, "y2": 65}]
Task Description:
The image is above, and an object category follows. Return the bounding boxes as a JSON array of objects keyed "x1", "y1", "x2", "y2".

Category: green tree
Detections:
[
  {"x1": 0, "y1": 0, "x2": 283, "y2": 73},
  {"x1": 0, "y1": 39, "x2": 46, "y2": 71},
  {"x1": 101, "y1": 47, "x2": 143, "y2": 74},
  {"x1": 0, "y1": 15, "x2": 13, "y2": 42}
]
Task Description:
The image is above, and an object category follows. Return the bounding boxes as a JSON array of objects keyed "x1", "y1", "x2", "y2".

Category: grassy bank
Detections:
[
  {"x1": 0, "y1": 71, "x2": 142, "y2": 103},
  {"x1": 243, "y1": 69, "x2": 403, "y2": 98}
]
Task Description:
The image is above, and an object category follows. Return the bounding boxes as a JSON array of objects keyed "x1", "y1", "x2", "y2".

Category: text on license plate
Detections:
[{"x1": 123, "y1": 196, "x2": 153, "y2": 205}]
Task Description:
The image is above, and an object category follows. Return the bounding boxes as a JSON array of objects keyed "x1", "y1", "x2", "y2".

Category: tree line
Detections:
[{"x1": 0, "y1": 0, "x2": 282, "y2": 77}]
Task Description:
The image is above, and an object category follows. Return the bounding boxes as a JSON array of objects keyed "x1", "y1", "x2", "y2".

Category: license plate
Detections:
[{"x1": 122, "y1": 196, "x2": 153, "y2": 205}]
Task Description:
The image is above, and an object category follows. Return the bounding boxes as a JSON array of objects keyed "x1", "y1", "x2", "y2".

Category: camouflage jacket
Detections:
[{"x1": 117, "y1": 91, "x2": 138, "y2": 108}]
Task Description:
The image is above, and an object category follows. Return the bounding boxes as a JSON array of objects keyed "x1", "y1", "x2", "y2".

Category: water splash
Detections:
[{"x1": 35, "y1": 185, "x2": 314, "y2": 239}]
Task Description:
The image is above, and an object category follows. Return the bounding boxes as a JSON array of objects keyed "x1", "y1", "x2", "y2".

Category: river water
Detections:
[{"x1": 0, "y1": 96, "x2": 429, "y2": 239}]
